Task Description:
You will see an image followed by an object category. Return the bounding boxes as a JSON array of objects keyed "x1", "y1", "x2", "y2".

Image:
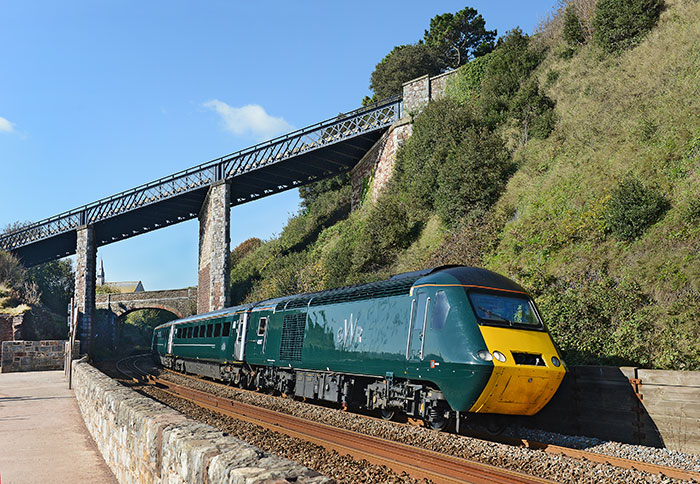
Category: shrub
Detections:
[
  {"x1": 478, "y1": 28, "x2": 545, "y2": 127},
  {"x1": 352, "y1": 193, "x2": 417, "y2": 272},
  {"x1": 230, "y1": 238, "x2": 263, "y2": 267},
  {"x1": 395, "y1": 99, "x2": 480, "y2": 216},
  {"x1": 433, "y1": 128, "x2": 512, "y2": 224},
  {"x1": 508, "y1": 78, "x2": 556, "y2": 142},
  {"x1": 593, "y1": 0, "x2": 664, "y2": 53},
  {"x1": 604, "y1": 177, "x2": 669, "y2": 240},
  {"x1": 563, "y1": 5, "x2": 586, "y2": 46}
]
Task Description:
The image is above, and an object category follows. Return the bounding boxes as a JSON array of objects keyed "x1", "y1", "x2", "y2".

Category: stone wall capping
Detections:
[
  {"x1": 401, "y1": 73, "x2": 430, "y2": 87},
  {"x1": 72, "y1": 362, "x2": 331, "y2": 483}
]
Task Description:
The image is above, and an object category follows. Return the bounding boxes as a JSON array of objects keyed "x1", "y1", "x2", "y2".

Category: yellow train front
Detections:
[{"x1": 403, "y1": 266, "x2": 566, "y2": 420}]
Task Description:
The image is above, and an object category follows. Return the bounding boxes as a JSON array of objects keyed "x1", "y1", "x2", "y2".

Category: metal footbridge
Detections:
[{"x1": 1, "y1": 97, "x2": 401, "y2": 266}]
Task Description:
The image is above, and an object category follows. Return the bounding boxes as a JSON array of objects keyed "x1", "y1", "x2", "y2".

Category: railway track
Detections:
[{"x1": 113, "y1": 356, "x2": 700, "y2": 484}]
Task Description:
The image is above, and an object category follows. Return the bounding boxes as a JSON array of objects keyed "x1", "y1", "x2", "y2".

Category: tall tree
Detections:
[
  {"x1": 424, "y1": 6, "x2": 496, "y2": 68},
  {"x1": 369, "y1": 43, "x2": 445, "y2": 99}
]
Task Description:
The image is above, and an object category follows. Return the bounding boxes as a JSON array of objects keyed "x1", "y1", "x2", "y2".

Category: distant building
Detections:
[{"x1": 96, "y1": 259, "x2": 145, "y2": 293}]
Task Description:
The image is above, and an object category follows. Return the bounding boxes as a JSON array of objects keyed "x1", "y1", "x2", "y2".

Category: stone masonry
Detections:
[
  {"x1": 1, "y1": 340, "x2": 79, "y2": 373},
  {"x1": 72, "y1": 362, "x2": 330, "y2": 484},
  {"x1": 198, "y1": 181, "x2": 231, "y2": 314},
  {"x1": 350, "y1": 71, "x2": 459, "y2": 208},
  {"x1": 75, "y1": 225, "x2": 96, "y2": 353},
  {"x1": 0, "y1": 313, "x2": 24, "y2": 342},
  {"x1": 95, "y1": 288, "x2": 197, "y2": 320}
]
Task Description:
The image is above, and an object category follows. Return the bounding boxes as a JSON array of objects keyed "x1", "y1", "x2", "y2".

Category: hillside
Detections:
[{"x1": 229, "y1": 0, "x2": 700, "y2": 370}]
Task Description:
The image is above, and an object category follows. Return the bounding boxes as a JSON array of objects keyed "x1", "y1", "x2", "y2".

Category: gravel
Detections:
[
  {"x1": 515, "y1": 428, "x2": 700, "y2": 473},
  {"x1": 103, "y1": 358, "x2": 699, "y2": 484}
]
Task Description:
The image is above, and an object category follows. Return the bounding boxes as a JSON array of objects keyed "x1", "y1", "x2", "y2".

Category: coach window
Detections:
[
  {"x1": 194, "y1": 325, "x2": 200, "y2": 338},
  {"x1": 257, "y1": 317, "x2": 268, "y2": 337},
  {"x1": 222, "y1": 321, "x2": 231, "y2": 337},
  {"x1": 207, "y1": 324, "x2": 213, "y2": 337},
  {"x1": 214, "y1": 323, "x2": 221, "y2": 337}
]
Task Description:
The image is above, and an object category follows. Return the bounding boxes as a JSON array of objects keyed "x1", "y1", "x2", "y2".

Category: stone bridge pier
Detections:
[{"x1": 74, "y1": 182, "x2": 231, "y2": 354}]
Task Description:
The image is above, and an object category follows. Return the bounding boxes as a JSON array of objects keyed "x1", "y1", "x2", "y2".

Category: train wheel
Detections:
[
  {"x1": 379, "y1": 409, "x2": 395, "y2": 421},
  {"x1": 428, "y1": 416, "x2": 449, "y2": 431},
  {"x1": 485, "y1": 415, "x2": 507, "y2": 436}
]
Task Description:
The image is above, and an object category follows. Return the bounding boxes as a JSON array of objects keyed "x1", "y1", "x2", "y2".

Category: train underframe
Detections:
[{"x1": 158, "y1": 354, "x2": 453, "y2": 430}]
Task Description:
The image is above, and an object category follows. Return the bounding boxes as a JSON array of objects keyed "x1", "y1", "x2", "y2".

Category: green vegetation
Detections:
[
  {"x1": 604, "y1": 177, "x2": 669, "y2": 240},
  {"x1": 229, "y1": 0, "x2": 700, "y2": 370},
  {"x1": 369, "y1": 43, "x2": 444, "y2": 99},
  {"x1": 423, "y1": 6, "x2": 496, "y2": 68},
  {"x1": 120, "y1": 309, "x2": 175, "y2": 352},
  {"x1": 368, "y1": 5, "x2": 495, "y2": 100},
  {"x1": 593, "y1": 0, "x2": 664, "y2": 53},
  {"x1": 0, "y1": 249, "x2": 73, "y2": 339}
]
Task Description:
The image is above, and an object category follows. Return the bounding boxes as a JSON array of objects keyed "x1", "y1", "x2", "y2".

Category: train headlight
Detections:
[
  {"x1": 551, "y1": 356, "x2": 561, "y2": 367},
  {"x1": 477, "y1": 350, "x2": 493, "y2": 361},
  {"x1": 493, "y1": 351, "x2": 507, "y2": 363}
]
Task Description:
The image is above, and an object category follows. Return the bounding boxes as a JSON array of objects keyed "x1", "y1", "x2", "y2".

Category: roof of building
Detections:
[{"x1": 100, "y1": 281, "x2": 145, "y2": 293}]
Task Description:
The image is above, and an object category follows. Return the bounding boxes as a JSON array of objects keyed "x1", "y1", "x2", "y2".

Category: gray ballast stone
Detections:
[{"x1": 72, "y1": 362, "x2": 332, "y2": 484}]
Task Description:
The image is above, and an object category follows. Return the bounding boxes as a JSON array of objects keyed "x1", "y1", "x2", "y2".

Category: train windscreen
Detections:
[{"x1": 467, "y1": 292, "x2": 543, "y2": 329}]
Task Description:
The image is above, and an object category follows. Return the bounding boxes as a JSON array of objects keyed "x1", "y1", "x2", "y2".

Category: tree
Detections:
[
  {"x1": 424, "y1": 6, "x2": 496, "y2": 69},
  {"x1": 369, "y1": 43, "x2": 445, "y2": 99},
  {"x1": 29, "y1": 259, "x2": 74, "y2": 315}
]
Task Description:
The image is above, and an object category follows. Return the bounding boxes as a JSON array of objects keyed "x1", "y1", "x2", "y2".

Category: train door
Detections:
[
  {"x1": 406, "y1": 290, "x2": 431, "y2": 364},
  {"x1": 234, "y1": 312, "x2": 249, "y2": 361},
  {"x1": 167, "y1": 325, "x2": 174, "y2": 354}
]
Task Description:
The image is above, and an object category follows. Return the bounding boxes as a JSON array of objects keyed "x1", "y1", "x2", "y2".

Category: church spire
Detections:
[{"x1": 97, "y1": 258, "x2": 105, "y2": 286}]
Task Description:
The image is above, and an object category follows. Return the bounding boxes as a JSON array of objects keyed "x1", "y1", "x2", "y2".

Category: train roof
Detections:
[{"x1": 153, "y1": 266, "x2": 528, "y2": 331}]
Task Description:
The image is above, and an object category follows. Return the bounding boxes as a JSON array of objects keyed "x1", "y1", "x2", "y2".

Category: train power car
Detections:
[{"x1": 153, "y1": 266, "x2": 566, "y2": 430}]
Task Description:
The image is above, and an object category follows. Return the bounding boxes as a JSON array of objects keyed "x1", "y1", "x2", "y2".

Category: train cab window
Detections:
[
  {"x1": 214, "y1": 323, "x2": 221, "y2": 337},
  {"x1": 207, "y1": 324, "x2": 213, "y2": 337},
  {"x1": 468, "y1": 292, "x2": 542, "y2": 329},
  {"x1": 257, "y1": 317, "x2": 268, "y2": 336},
  {"x1": 222, "y1": 321, "x2": 231, "y2": 337},
  {"x1": 431, "y1": 291, "x2": 450, "y2": 330}
]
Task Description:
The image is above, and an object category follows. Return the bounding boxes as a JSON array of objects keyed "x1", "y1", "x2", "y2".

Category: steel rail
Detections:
[
  {"x1": 157, "y1": 368, "x2": 700, "y2": 483},
  {"x1": 144, "y1": 375, "x2": 555, "y2": 484}
]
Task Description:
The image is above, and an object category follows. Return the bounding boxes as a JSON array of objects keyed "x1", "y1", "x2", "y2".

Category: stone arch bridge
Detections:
[{"x1": 95, "y1": 288, "x2": 197, "y2": 348}]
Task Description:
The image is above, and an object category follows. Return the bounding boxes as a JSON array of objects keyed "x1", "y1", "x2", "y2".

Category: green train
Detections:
[{"x1": 152, "y1": 266, "x2": 565, "y2": 430}]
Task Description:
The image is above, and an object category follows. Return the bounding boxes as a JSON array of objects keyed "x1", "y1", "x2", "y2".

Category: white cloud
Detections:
[
  {"x1": 203, "y1": 100, "x2": 293, "y2": 140},
  {"x1": 0, "y1": 116, "x2": 14, "y2": 133}
]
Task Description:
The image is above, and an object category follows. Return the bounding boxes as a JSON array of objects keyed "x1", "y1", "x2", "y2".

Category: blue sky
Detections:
[{"x1": 0, "y1": 1, "x2": 557, "y2": 290}]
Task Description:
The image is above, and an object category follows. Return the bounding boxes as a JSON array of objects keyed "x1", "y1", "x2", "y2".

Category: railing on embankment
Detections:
[{"x1": 532, "y1": 366, "x2": 700, "y2": 454}]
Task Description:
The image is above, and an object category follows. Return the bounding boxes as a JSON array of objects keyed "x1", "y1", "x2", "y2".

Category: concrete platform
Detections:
[{"x1": 0, "y1": 370, "x2": 117, "y2": 484}]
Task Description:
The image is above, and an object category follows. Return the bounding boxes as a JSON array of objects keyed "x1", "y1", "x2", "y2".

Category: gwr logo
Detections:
[{"x1": 336, "y1": 313, "x2": 363, "y2": 349}]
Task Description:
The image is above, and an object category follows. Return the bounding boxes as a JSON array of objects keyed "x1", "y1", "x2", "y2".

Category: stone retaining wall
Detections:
[
  {"x1": 71, "y1": 362, "x2": 331, "y2": 484},
  {"x1": 1, "y1": 340, "x2": 77, "y2": 373}
]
